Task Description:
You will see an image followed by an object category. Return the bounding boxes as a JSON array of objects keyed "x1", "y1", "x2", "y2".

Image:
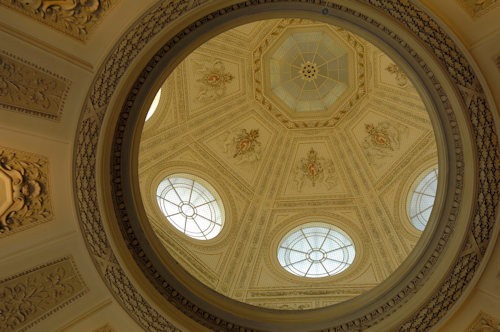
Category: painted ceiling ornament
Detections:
[
  {"x1": 294, "y1": 148, "x2": 336, "y2": 191},
  {"x1": 223, "y1": 128, "x2": 262, "y2": 165},
  {"x1": 196, "y1": 59, "x2": 234, "y2": 102},
  {"x1": 361, "y1": 121, "x2": 406, "y2": 163},
  {"x1": 385, "y1": 63, "x2": 409, "y2": 87}
]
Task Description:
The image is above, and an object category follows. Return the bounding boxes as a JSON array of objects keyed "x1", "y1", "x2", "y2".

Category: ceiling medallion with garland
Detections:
[{"x1": 73, "y1": 1, "x2": 499, "y2": 332}]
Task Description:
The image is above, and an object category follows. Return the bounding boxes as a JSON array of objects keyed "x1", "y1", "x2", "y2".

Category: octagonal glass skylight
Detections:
[
  {"x1": 156, "y1": 175, "x2": 223, "y2": 240},
  {"x1": 408, "y1": 168, "x2": 438, "y2": 231},
  {"x1": 269, "y1": 30, "x2": 349, "y2": 113},
  {"x1": 277, "y1": 222, "x2": 355, "y2": 278}
]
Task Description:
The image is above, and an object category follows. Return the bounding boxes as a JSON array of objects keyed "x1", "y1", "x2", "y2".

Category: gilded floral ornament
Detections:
[
  {"x1": 0, "y1": 257, "x2": 87, "y2": 332},
  {"x1": 385, "y1": 63, "x2": 409, "y2": 87},
  {"x1": 195, "y1": 59, "x2": 234, "y2": 101},
  {"x1": 361, "y1": 121, "x2": 406, "y2": 164},
  {"x1": 223, "y1": 128, "x2": 262, "y2": 164},
  {"x1": 0, "y1": 0, "x2": 115, "y2": 40},
  {"x1": 294, "y1": 148, "x2": 336, "y2": 191},
  {"x1": 0, "y1": 147, "x2": 52, "y2": 236}
]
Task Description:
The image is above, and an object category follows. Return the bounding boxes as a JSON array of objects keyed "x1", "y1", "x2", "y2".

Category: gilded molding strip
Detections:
[
  {"x1": 0, "y1": 256, "x2": 88, "y2": 332},
  {"x1": 0, "y1": 51, "x2": 70, "y2": 121},
  {"x1": 73, "y1": 0, "x2": 499, "y2": 331},
  {"x1": 0, "y1": 145, "x2": 53, "y2": 236},
  {"x1": 0, "y1": 0, "x2": 116, "y2": 41}
]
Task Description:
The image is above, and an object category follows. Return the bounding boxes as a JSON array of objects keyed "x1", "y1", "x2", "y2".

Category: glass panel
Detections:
[{"x1": 408, "y1": 167, "x2": 438, "y2": 231}]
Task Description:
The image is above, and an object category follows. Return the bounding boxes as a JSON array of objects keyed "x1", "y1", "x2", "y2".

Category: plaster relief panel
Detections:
[
  {"x1": 184, "y1": 55, "x2": 241, "y2": 115},
  {"x1": 0, "y1": 146, "x2": 53, "y2": 237},
  {"x1": 378, "y1": 54, "x2": 410, "y2": 88},
  {"x1": 205, "y1": 116, "x2": 273, "y2": 187},
  {"x1": 0, "y1": 257, "x2": 88, "y2": 332},
  {"x1": 283, "y1": 142, "x2": 345, "y2": 197},
  {"x1": 458, "y1": 0, "x2": 500, "y2": 18},
  {"x1": 467, "y1": 312, "x2": 500, "y2": 331},
  {"x1": 0, "y1": 0, "x2": 116, "y2": 41},
  {"x1": 0, "y1": 51, "x2": 70, "y2": 120}
]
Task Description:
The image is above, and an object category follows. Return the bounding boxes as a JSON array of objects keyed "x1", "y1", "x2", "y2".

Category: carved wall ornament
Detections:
[
  {"x1": 293, "y1": 148, "x2": 336, "y2": 191},
  {"x1": 361, "y1": 121, "x2": 407, "y2": 163},
  {"x1": 385, "y1": 63, "x2": 409, "y2": 87},
  {"x1": 0, "y1": 146, "x2": 53, "y2": 236},
  {"x1": 0, "y1": 256, "x2": 88, "y2": 332},
  {"x1": 195, "y1": 59, "x2": 234, "y2": 102},
  {"x1": 467, "y1": 312, "x2": 500, "y2": 331},
  {"x1": 73, "y1": 0, "x2": 499, "y2": 331},
  {"x1": 458, "y1": 0, "x2": 500, "y2": 18},
  {"x1": 93, "y1": 323, "x2": 117, "y2": 332},
  {"x1": 0, "y1": 51, "x2": 70, "y2": 120},
  {"x1": 0, "y1": 0, "x2": 116, "y2": 41},
  {"x1": 223, "y1": 128, "x2": 262, "y2": 164}
]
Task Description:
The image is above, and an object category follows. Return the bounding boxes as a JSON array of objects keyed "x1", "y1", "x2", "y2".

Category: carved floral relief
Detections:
[
  {"x1": 293, "y1": 148, "x2": 336, "y2": 191},
  {"x1": 467, "y1": 312, "x2": 500, "y2": 331},
  {"x1": 0, "y1": 0, "x2": 116, "y2": 40},
  {"x1": 385, "y1": 63, "x2": 409, "y2": 87},
  {"x1": 361, "y1": 121, "x2": 407, "y2": 164},
  {"x1": 0, "y1": 257, "x2": 87, "y2": 332},
  {"x1": 223, "y1": 128, "x2": 262, "y2": 164},
  {"x1": 195, "y1": 59, "x2": 234, "y2": 102},
  {"x1": 0, "y1": 52, "x2": 70, "y2": 120},
  {"x1": 458, "y1": 0, "x2": 500, "y2": 18},
  {"x1": 0, "y1": 146, "x2": 53, "y2": 236}
]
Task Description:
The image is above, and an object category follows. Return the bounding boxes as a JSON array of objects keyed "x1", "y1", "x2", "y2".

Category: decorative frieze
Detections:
[
  {"x1": 0, "y1": 51, "x2": 70, "y2": 120},
  {"x1": 0, "y1": 0, "x2": 116, "y2": 41},
  {"x1": 0, "y1": 146, "x2": 53, "y2": 236},
  {"x1": 0, "y1": 257, "x2": 88, "y2": 332}
]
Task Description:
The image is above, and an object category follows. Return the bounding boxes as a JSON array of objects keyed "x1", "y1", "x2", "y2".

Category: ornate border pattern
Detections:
[{"x1": 74, "y1": 0, "x2": 499, "y2": 331}]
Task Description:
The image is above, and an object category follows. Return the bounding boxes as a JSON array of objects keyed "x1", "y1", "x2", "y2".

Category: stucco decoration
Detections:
[
  {"x1": 0, "y1": 0, "x2": 116, "y2": 41},
  {"x1": 0, "y1": 51, "x2": 70, "y2": 121},
  {"x1": 0, "y1": 257, "x2": 87, "y2": 332},
  {"x1": 467, "y1": 312, "x2": 500, "y2": 331},
  {"x1": 458, "y1": 0, "x2": 500, "y2": 18},
  {"x1": 0, "y1": 146, "x2": 53, "y2": 236},
  {"x1": 93, "y1": 323, "x2": 117, "y2": 332},
  {"x1": 73, "y1": 0, "x2": 499, "y2": 331}
]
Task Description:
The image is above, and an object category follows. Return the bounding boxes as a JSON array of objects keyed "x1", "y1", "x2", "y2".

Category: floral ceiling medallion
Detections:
[
  {"x1": 293, "y1": 148, "x2": 336, "y2": 191},
  {"x1": 196, "y1": 60, "x2": 234, "y2": 102},
  {"x1": 385, "y1": 63, "x2": 409, "y2": 87},
  {"x1": 223, "y1": 129, "x2": 262, "y2": 164},
  {"x1": 361, "y1": 121, "x2": 407, "y2": 164}
]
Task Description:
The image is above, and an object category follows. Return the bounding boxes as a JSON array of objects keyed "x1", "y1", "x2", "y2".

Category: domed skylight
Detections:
[
  {"x1": 145, "y1": 89, "x2": 161, "y2": 121},
  {"x1": 408, "y1": 167, "x2": 438, "y2": 231},
  {"x1": 156, "y1": 175, "x2": 223, "y2": 240},
  {"x1": 277, "y1": 223, "x2": 355, "y2": 278}
]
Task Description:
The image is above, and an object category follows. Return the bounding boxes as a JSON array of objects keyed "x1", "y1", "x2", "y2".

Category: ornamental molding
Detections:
[
  {"x1": 73, "y1": 1, "x2": 499, "y2": 331},
  {"x1": 0, "y1": 0, "x2": 116, "y2": 41},
  {"x1": 0, "y1": 51, "x2": 70, "y2": 121},
  {"x1": 457, "y1": 0, "x2": 500, "y2": 18},
  {"x1": 0, "y1": 256, "x2": 88, "y2": 332},
  {"x1": 467, "y1": 312, "x2": 500, "y2": 331},
  {"x1": 0, "y1": 146, "x2": 53, "y2": 236}
]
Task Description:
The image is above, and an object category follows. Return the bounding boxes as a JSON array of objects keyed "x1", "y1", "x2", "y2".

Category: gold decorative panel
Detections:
[
  {"x1": 0, "y1": 0, "x2": 116, "y2": 41},
  {"x1": 0, "y1": 146, "x2": 53, "y2": 236},
  {"x1": 0, "y1": 257, "x2": 88, "y2": 332},
  {"x1": 0, "y1": 51, "x2": 70, "y2": 120},
  {"x1": 458, "y1": 0, "x2": 500, "y2": 18},
  {"x1": 467, "y1": 312, "x2": 500, "y2": 331}
]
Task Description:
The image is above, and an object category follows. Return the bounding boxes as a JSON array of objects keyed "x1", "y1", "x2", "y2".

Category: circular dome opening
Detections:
[
  {"x1": 407, "y1": 167, "x2": 438, "y2": 231},
  {"x1": 156, "y1": 175, "x2": 224, "y2": 240},
  {"x1": 278, "y1": 222, "x2": 355, "y2": 278}
]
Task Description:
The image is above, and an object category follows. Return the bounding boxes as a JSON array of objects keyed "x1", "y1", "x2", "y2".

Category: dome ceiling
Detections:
[{"x1": 138, "y1": 18, "x2": 437, "y2": 310}]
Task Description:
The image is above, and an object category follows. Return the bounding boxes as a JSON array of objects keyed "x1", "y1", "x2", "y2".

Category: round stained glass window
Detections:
[
  {"x1": 156, "y1": 175, "x2": 223, "y2": 240},
  {"x1": 408, "y1": 167, "x2": 438, "y2": 231},
  {"x1": 277, "y1": 223, "x2": 355, "y2": 278}
]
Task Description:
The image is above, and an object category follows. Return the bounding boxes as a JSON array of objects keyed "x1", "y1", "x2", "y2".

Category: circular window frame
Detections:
[
  {"x1": 155, "y1": 173, "x2": 225, "y2": 241},
  {"x1": 74, "y1": 1, "x2": 497, "y2": 331},
  {"x1": 406, "y1": 165, "x2": 439, "y2": 232},
  {"x1": 277, "y1": 222, "x2": 356, "y2": 279}
]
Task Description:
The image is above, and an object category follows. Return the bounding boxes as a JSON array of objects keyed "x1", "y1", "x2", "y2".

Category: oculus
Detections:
[
  {"x1": 407, "y1": 167, "x2": 438, "y2": 231},
  {"x1": 277, "y1": 222, "x2": 355, "y2": 278},
  {"x1": 156, "y1": 175, "x2": 224, "y2": 240}
]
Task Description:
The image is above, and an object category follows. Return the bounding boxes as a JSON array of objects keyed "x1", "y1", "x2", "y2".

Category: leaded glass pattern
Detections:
[
  {"x1": 156, "y1": 176, "x2": 223, "y2": 240},
  {"x1": 145, "y1": 89, "x2": 161, "y2": 121},
  {"x1": 408, "y1": 168, "x2": 438, "y2": 231},
  {"x1": 269, "y1": 31, "x2": 349, "y2": 113},
  {"x1": 277, "y1": 223, "x2": 355, "y2": 278}
]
